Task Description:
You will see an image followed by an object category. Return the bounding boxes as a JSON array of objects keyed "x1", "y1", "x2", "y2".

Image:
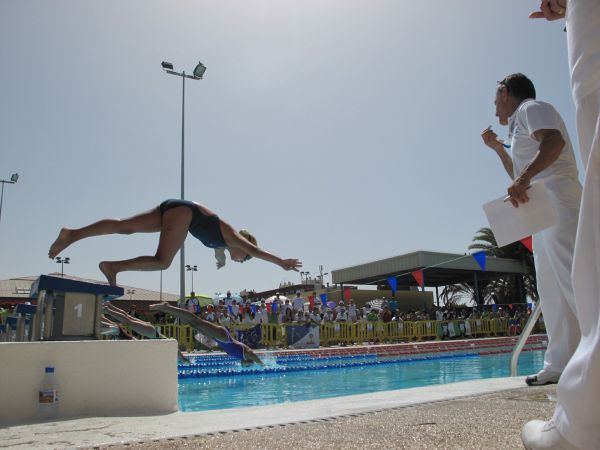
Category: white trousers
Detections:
[
  {"x1": 554, "y1": 87, "x2": 600, "y2": 449},
  {"x1": 533, "y1": 176, "x2": 581, "y2": 374}
]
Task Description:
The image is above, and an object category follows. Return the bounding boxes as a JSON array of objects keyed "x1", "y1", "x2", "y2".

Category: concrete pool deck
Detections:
[{"x1": 0, "y1": 377, "x2": 556, "y2": 449}]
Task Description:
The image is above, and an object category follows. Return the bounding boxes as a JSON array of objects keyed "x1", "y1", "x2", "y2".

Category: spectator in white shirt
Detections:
[
  {"x1": 334, "y1": 301, "x2": 345, "y2": 320},
  {"x1": 309, "y1": 307, "x2": 322, "y2": 324},
  {"x1": 223, "y1": 291, "x2": 234, "y2": 307},
  {"x1": 292, "y1": 291, "x2": 305, "y2": 314},
  {"x1": 347, "y1": 299, "x2": 357, "y2": 322},
  {"x1": 230, "y1": 300, "x2": 240, "y2": 320},
  {"x1": 219, "y1": 311, "x2": 231, "y2": 327}
]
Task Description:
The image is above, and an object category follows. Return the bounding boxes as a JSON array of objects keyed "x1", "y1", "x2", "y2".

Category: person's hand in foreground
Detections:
[
  {"x1": 529, "y1": 0, "x2": 566, "y2": 21},
  {"x1": 507, "y1": 175, "x2": 531, "y2": 208}
]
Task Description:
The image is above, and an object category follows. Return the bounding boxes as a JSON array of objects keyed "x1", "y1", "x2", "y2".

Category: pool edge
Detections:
[{"x1": 0, "y1": 376, "x2": 529, "y2": 449}]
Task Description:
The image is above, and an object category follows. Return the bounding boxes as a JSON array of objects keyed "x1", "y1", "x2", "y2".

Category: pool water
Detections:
[{"x1": 178, "y1": 350, "x2": 545, "y2": 412}]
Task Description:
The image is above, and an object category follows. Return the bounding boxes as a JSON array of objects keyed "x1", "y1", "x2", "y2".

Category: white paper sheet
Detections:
[{"x1": 482, "y1": 180, "x2": 558, "y2": 247}]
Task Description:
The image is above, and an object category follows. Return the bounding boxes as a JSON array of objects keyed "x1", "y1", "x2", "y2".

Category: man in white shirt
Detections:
[
  {"x1": 219, "y1": 311, "x2": 231, "y2": 327},
  {"x1": 254, "y1": 303, "x2": 269, "y2": 325},
  {"x1": 309, "y1": 307, "x2": 322, "y2": 324},
  {"x1": 435, "y1": 307, "x2": 444, "y2": 322},
  {"x1": 347, "y1": 299, "x2": 357, "y2": 323},
  {"x1": 522, "y1": 3, "x2": 600, "y2": 448},
  {"x1": 223, "y1": 291, "x2": 234, "y2": 308},
  {"x1": 482, "y1": 73, "x2": 581, "y2": 388},
  {"x1": 292, "y1": 291, "x2": 305, "y2": 315},
  {"x1": 230, "y1": 300, "x2": 240, "y2": 320},
  {"x1": 334, "y1": 301, "x2": 345, "y2": 320},
  {"x1": 186, "y1": 293, "x2": 199, "y2": 314}
]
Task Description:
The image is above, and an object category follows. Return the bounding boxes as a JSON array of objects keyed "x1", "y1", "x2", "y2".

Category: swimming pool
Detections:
[{"x1": 178, "y1": 347, "x2": 545, "y2": 412}]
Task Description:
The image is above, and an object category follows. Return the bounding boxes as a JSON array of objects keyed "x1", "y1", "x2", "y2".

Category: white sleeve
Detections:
[{"x1": 520, "y1": 102, "x2": 562, "y2": 138}]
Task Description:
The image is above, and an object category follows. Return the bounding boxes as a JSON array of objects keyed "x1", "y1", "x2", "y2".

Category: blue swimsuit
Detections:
[
  {"x1": 159, "y1": 199, "x2": 226, "y2": 248},
  {"x1": 213, "y1": 328, "x2": 246, "y2": 360}
]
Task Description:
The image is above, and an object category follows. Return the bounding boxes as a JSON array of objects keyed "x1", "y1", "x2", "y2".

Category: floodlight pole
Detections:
[
  {"x1": 0, "y1": 173, "x2": 19, "y2": 228},
  {"x1": 162, "y1": 62, "x2": 205, "y2": 305}
]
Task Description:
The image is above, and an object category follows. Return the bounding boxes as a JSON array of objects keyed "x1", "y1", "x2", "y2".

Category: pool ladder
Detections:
[{"x1": 510, "y1": 301, "x2": 542, "y2": 376}]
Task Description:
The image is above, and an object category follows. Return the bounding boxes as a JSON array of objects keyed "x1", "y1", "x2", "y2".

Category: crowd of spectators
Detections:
[
  {"x1": 0, "y1": 291, "x2": 537, "y2": 341},
  {"x1": 144, "y1": 290, "x2": 536, "y2": 335}
]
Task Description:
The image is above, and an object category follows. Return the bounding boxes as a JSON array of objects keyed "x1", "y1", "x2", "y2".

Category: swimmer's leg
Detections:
[
  {"x1": 48, "y1": 207, "x2": 162, "y2": 258},
  {"x1": 97, "y1": 207, "x2": 191, "y2": 285},
  {"x1": 103, "y1": 303, "x2": 157, "y2": 338}
]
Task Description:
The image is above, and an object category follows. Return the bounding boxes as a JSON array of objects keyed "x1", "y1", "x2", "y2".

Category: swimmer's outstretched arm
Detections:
[
  {"x1": 151, "y1": 302, "x2": 263, "y2": 365},
  {"x1": 241, "y1": 345, "x2": 264, "y2": 366},
  {"x1": 149, "y1": 302, "x2": 229, "y2": 341}
]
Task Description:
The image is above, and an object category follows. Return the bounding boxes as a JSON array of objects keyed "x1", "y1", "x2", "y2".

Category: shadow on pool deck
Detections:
[{"x1": 1, "y1": 379, "x2": 556, "y2": 450}]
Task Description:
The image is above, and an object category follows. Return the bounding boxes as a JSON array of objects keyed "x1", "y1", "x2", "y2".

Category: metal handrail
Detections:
[{"x1": 510, "y1": 301, "x2": 542, "y2": 376}]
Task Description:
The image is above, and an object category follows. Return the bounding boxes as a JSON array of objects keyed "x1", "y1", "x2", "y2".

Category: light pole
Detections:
[
  {"x1": 55, "y1": 256, "x2": 70, "y2": 277},
  {"x1": 161, "y1": 60, "x2": 206, "y2": 305},
  {"x1": 159, "y1": 270, "x2": 163, "y2": 302},
  {"x1": 186, "y1": 264, "x2": 198, "y2": 293},
  {"x1": 318, "y1": 265, "x2": 328, "y2": 287},
  {"x1": 0, "y1": 173, "x2": 19, "y2": 227}
]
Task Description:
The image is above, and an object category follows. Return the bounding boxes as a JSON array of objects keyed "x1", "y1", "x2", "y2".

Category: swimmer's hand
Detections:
[
  {"x1": 280, "y1": 258, "x2": 302, "y2": 272},
  {"x1": 178, "y1": 350, "x2": 191, "y2": 364},
  {"x1": 214, "y1": 248, "x2": 226, "y2": 269}
]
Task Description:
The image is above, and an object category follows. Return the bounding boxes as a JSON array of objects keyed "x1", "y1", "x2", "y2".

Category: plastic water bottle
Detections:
[{"x1": 39, "y1": 366, "x2": 59, "y2": 419}]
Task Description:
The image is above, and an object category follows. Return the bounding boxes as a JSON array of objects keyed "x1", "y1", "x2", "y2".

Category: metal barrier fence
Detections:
[{"x1": 149, "y1": 318, "x2": 545, "y2": 352}]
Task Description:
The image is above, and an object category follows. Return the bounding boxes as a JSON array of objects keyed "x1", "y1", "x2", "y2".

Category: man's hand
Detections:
[
  {"x1": 481, "y1": 127, "x2": 505, "y2": 152},
  {"x1": 530, "y1": 0, "x2": 566, "y2": 21},
  {"x1": 507, "y1": 175, "x2": 531, "y2": 208}
]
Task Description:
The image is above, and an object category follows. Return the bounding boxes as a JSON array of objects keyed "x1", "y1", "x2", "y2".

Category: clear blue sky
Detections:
[{"x1": 0, "y1": 1, "x2": 577, "y2": 297}]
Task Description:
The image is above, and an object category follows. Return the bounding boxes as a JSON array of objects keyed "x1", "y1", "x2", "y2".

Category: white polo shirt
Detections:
[
  {"x1": 293, "y1": 296, "x2": 304, "y2": 311},
  {"x1": 508, "y1": 99, "x2": 581, "y2": 210}
]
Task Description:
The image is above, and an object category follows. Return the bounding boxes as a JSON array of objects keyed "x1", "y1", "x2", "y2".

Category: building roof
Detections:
[
  {"x1": 331, "y1": 250, "x2": 532, "y2": 288},
  {"x1": 0, "y1": 273, "x2": 179, "y2": 303}
]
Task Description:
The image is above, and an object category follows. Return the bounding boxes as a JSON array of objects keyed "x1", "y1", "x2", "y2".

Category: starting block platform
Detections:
[
  {"x1": 10, "y1": 275, "x2": 124, "y2": 342},
  {"x1": 0, "y1": 277, "x2": 178, "y2": 425}
]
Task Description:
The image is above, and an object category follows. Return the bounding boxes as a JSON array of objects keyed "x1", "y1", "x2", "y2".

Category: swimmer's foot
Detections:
[
  {"x1": 99, "y1": 261, "x2": 117, "y2": 286},
  {"x1": 48, "y1": 228, "x2": 73, "y2": 259}
]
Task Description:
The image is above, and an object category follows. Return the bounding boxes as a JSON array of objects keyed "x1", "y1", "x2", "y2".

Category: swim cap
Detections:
[{"x1": 239, "y1": 229, "x2": 257, "y2": 247}]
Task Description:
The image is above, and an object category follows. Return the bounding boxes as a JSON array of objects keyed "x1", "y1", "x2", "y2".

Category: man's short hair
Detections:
[{"x1": 499, "y1": 73, "x2": 536, "y2": 100}]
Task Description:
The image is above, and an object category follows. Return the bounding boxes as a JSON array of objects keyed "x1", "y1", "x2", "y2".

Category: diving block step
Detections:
[{"x1": 29, "y1": 275, "x2": 124, "y2": 341}]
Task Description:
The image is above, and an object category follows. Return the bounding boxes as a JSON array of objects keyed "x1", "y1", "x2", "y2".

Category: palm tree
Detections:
[{"x1": 440, "y1": 227, "x2": 537, "y2": 306}]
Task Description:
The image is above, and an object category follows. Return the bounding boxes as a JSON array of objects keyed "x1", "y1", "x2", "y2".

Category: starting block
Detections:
[{"x1": 29, "y1": 275, "x2": 124, "y2": 341}]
